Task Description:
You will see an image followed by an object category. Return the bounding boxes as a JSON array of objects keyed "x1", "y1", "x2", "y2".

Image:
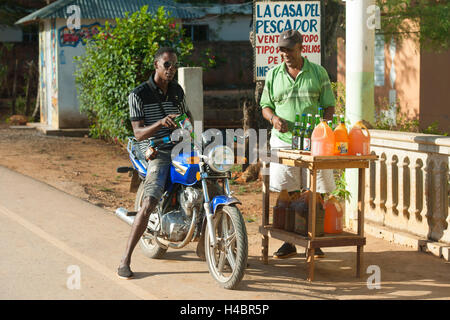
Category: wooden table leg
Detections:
[
  {"x1": 308, "y1": 168, "x2": 317, "y2": 239},
  {"x1": 261, "y1": 161, "x2": 270, "y2": 264},
  {"x1": 307, "y1": 247, "x2": 315, "y2": 282},
  {"x1": 356, "y1": 245, "x2": 363, "y2": 278},
  {"x1": 357, "y1": 168, "x2": 366, "y2": 278},
  {"x1": 307, "y1": 168, "x2": 317, "y2": 281}
]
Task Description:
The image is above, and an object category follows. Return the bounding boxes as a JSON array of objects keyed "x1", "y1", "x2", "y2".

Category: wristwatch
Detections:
[{"x1": 270, "y1": 114, "x2": 275, "y2": 124}]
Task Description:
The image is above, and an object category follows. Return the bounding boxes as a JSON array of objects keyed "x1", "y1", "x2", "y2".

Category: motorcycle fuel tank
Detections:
[{"x1": 170, "y1": 151, "x2": 199, "y2": 186}]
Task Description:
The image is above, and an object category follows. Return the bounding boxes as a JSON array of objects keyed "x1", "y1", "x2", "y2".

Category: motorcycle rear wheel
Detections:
[
  {"x1": 205, "y1": 205, "x2": 248, "y2": 290},
  {"x1": 135, "y1": 182, "x2": 167, "y2": 259}
]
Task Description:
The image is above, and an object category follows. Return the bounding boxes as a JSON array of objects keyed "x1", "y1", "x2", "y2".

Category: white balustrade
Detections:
[{"x1": 365, "y1": 130, "x2": 450, "y2": 244}]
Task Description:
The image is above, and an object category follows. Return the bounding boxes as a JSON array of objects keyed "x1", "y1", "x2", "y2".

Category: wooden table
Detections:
[{"x1": 260, "y1": 149, "x2": 378, "y2": 282}]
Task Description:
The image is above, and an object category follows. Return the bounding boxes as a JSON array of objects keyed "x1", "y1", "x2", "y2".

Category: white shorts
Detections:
[{"x1": 269, "y1": 134, "x2": 336, "y2": 194}]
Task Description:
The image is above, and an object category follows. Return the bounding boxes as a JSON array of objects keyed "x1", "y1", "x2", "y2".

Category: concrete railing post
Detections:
[
  {"x1": 366, "y1": 130, "x2": 450, "y2": 244},
  {"x1": 178, "y1": 67, "x2": 203, "y2": 124}
]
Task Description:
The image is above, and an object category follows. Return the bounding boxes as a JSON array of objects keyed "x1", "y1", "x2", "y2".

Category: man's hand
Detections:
[
  {"x1": 159, "y1": 114, "x2": 179, "y2": 129},
  {"x1": 272, "y1": 115, "x2": 288, "y2": 133}
]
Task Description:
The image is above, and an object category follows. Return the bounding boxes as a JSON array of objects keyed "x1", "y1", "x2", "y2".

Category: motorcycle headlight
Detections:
[{"x1": 206, "y1": 145, "x2": 234, "y2": 173}]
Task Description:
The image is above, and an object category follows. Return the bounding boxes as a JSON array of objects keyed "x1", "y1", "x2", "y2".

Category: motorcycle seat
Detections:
[{"x1": 130, "y1": 138, "x2": 148, "y2": 170}]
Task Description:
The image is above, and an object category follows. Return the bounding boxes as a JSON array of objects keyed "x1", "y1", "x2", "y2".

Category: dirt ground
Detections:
[
  {"x1": 0, "y1": 121, "x2": 270, "y2": 220},
  {"x1": 2, "y1": 118, "x2": 450, "y2": 300}
]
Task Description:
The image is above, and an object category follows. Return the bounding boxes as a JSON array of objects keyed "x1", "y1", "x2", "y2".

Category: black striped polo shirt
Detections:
[{"x1": 129, "y1": 74, "x2": 188, "y2": 153}]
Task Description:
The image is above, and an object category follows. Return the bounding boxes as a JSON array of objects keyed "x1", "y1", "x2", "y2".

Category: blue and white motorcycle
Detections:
[{"x1": 115, "y1": 132, "x2": 248, "y2": 289}]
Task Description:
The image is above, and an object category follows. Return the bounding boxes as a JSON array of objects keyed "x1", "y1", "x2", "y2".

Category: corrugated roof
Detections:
[
  {"x1": 15, "y1": 0, "x2": 201, "y2": 25},
  {"x1": 178, "y1": 2, "x2": 252, "y2": 16}
]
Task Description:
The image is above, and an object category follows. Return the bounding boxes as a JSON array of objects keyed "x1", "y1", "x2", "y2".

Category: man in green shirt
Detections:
[{"x1": 260, "y1": 29, "x2": 336, "y2": 259}]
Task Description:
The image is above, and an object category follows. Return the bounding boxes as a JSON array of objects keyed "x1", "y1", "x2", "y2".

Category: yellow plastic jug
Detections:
[{"x1": 334, "y1": 122, "x2": 349, "y2": 156}]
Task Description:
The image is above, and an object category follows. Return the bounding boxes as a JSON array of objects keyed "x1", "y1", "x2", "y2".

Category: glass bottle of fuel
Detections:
[
  {"x1": 303, "y1": 121, "x2": 313, "y2": 151},
  {"x1": 314, "y1": 114, "x2": 321, "y2": 128},
  {"x1": 306, "y1": 113, "x2": 313, "y2": 131},
  {"x1": 291, "y1": 113, "x2": 301, "y2": 150},
  {"x1": 318, "y1": 107, "x2": 324, "y2": 119},
  {"x1": 313, "y1": 107, "x2": 323, "y2": 129},
  {"x1": 299, "y1": 113, "x2": 307, "y2": 149},
  {"x1": 332, "y1": 114, "x2": 339, "y2": 130}
]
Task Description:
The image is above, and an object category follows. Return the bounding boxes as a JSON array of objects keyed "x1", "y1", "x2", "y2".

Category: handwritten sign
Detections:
[{"x1": 253, "y1": 1, "x2": 321, "y2": 81}]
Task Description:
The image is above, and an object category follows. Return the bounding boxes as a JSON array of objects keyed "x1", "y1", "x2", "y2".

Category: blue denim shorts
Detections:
[{"x1": 143, "y1": 147, "x2": 172, "y2": 201}]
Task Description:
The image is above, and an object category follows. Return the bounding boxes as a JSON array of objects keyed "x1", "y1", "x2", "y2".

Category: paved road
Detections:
[{"x1": 1, "y1": 166, "x2": 449, "y2": 300}]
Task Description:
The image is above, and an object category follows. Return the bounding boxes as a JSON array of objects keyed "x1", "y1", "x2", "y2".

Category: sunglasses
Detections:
[{"x1": 163, "y1": 61, "x2": 180, "y2": 69}]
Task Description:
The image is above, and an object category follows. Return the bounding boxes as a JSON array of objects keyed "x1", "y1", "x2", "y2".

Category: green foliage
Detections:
[
  {"x1": 331, "y1": 81, "x2": 346, "y2": 116},
  {"x1": 184, "y1": 47, "x2": 222, "y2": 70},
  {"x1": 0, "y1": 0, "x2": 32, "y2": 26},
  {"x1": 377, "y1": 0, "x2": 450, "y2": 52},
  {"x1": 332, "y1": 171, "x2": 351, "y2": 203},
  {"x1": 331, "y1": 82, "x2": 449, "y2": 136},
  {"x1": 74, "y1": 6, "x2": 194, "y2": 141},
  {"x1": 422, "y1": 121, "x2": 449, "y2": 136},
  {"x1": 0, "y1": 44, "x2": 13, "y2": 96}
]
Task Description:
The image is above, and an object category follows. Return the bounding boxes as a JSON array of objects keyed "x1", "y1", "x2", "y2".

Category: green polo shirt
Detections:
[{"x1": 260, "y1": 58, "x2": 336, "y2": 144}]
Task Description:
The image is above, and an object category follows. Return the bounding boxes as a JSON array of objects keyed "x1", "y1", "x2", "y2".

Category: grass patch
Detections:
[
  {"x1": 230, "y1": 164, "x2": 242, "y2": 173},
  {"x1": 236, "y1": 186, "x2": 247, "y2": 195},
  {"x1": 99, "y1": 186, "x2": 113, "y2": 192}
]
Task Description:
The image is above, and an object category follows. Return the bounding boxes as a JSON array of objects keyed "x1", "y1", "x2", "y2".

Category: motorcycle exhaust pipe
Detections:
[{"x1": 115, "y1": 207, "x2": 136, "y2": 226}]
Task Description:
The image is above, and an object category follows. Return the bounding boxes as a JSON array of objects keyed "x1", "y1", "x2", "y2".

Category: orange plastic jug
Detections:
[
  {"x1": 334, "y1": 122, "x2": 349, "y2": 156},
  {"x1": 348, "y1": 121, "x2": 371, "y2": 155},
  {"x1": 311, "y1": 121, "x2": 335, "y2": 156},
  {"x1": 324, "y1": 196, "x2": 343, "y2": 234}
]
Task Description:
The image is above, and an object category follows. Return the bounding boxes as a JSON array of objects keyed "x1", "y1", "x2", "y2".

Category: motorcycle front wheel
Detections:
[
  {"x1": 135, "y1": 182, "x2": 167, "y2": 259},
  {"x1": 205, "y1": 205, "x2": 248, "y2": 290}
]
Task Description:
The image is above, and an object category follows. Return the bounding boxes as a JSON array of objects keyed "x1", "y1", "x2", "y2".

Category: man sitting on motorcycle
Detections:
[{"x1": 117, "y1": 46, "x2": 190, "y2": 279}]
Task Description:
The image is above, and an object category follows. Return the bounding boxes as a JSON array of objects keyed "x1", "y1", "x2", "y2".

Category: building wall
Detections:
[
  {"x1": 38, "y1": 22, "x2": 46, "y2": 123},
  {"x1": 0, "y1": 26, "x2": 22, "y2": 42},
  {"x1": 419, "y1": 49, "x2": 450, "y2": 132},
  {"x1": 38, "y1": 18, "x2": 113, "y2": 128},
  {"x1": 338, "y1": 34, "x2": 421, "y2": 121},
  {"x1": 55, "y1": 18, "x2": 112, "y2": 128},
  {"x1": 0, "y1": 42, "x2": 38, "y2": 98},
  {"x1": 389, "y1": 36, "x2": 421, "y2": 120},
  {"x1": 185, "y1": 15, "x2": 251, "y2": 42},
  {"x1": 208, "y1": 16, "x2": 251, "y2": 41},
  {"x1": 192, "y1": 41, "x2": 254, "y2": 88},
  {"x1": 38, "y1": 15, "x2": 253, "y2": 128},
  {"x1": 40, "y1": 18, "x2": 61, "y2": 128},
  {"x1": 41, "y1": 19, "x2": 57, "y2": 127},
  {"x1": 338, "y1": 34, "x2": 448, "y2": 132},
  {"x1": 337, "y1": 37, "x2": 345, "y2": 84}
]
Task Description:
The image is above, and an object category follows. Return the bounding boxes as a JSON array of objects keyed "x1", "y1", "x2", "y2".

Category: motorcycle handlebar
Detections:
[{"x1": 149, "y1": 136, "x2": 172, "y2": 147}]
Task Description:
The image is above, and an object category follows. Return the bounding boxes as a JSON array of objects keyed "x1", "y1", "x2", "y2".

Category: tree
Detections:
[
  {"x1": 74, "y1": 6, "x2": 194, "y2": 141},
  {"x1": 377, "y1": 0, "x2": 449, "y2": 51},
  {"x1": 0, "y1": 0, "x2": 51, "y2": 26},
  {"x1": 322, "y1": 0, "x2": 449, "y2": 53}
]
